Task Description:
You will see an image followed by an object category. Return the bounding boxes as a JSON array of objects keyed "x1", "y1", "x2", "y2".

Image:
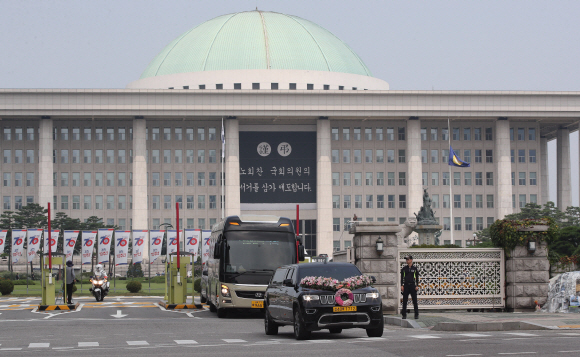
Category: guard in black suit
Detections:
[{"x1": 400, "y1": 255, "x2": 420, "y2": 319}]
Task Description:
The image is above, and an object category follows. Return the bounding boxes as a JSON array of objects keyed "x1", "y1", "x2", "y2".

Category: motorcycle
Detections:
[{"x1": 89, "y1": 276, "x2": 109, "y2": 302}]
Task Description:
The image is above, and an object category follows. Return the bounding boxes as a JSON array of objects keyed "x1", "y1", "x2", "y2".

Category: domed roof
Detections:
[{"x1": 140, "y1": 10, "x2": 373, "y2": 79}]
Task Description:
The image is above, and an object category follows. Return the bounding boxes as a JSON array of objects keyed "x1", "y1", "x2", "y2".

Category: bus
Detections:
[{"x1": 201, "y1": 215, "x2": 304, "y2": 318}]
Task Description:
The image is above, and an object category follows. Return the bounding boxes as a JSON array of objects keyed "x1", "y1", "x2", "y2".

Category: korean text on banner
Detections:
[
  {"x1": 115, "y1": 231, "x2": 130, "y2": 266},
  {"x1": 64, "y1": 230, "x2": 80, "y2": 262},
  {"x1": 11, "y1": 229, "x2": 26, "y2": 264},
  {"x1": 97, "y1": 229, "x2": 114, "y2": 264},
  {"x1": 185, "y1": 229, "x2": 201, "y2": 263},
  {"x1": 0, "y1": 230, "x2": 8, "y2": 254},
  {"x1": 43, "y1": 230, "x2": 60, "y2": 255},
  {"x1": 201, "y1": 230, "x2": 211, "y2": 269},
  {"x1": 26, "y1": 229, "x2": 43, "y2": 263},
  {"x1": 132, "y1": 230, "x2": 148, "y2": 264},
  {"x1": 81, "y1": 231, "x2": 97, "y2": 265},
  {"x1": 166, "y1": 230, "x2": 182, "y2": 261},
  {"x1": 149, "y1": 230, "x2": 165, "y2": 264}
]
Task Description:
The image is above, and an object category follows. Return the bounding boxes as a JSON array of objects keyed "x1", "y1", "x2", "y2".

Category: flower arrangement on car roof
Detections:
[{"x1": 299, "y1": 275, "x2": 373, "y2": 291}]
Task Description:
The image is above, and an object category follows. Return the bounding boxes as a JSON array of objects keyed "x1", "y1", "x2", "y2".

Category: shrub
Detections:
[
  {"x1": 194, "y1": 278, "x2": 201, "y2": 292},
  {"x1": 117, "y1": 277, "x2": 127, "y2": 281},
  {"x1": 12, "y1": 279, "x2": 36, "y2": 285},
  {"x1": 150, "y1": 276, "x2": 165, "y2": 284},
  {"x1": 127, "y1": 263, "x2": 144, "y2": 278},
  {"x1": 0, "y1": 271, "x2": 18, "y2": 280},
  {"x1": 126, "y1": 280, "x2": 142, "y2": 293},
  {"x1": 80, "y1": 279, "x2": 91, "y2": 284},
  {"x1": 0, "y1": 279, "x2": 15, "y2": 295}
]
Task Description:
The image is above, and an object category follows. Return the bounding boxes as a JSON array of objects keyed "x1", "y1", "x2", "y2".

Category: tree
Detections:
[
  {"x1": 13, "y1": 204, "x2": 47, "y2": 229},
  {"x1": 0, "y1": 211, "x2": 16, "y2": 271}
]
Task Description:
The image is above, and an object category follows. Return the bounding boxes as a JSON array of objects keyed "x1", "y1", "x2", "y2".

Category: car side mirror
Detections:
[
  {"x1": 283, "y1": 279, "x2": 294, "y2": 287},
  {"x1": 298, "y1": 243, "x2": 305, "y2": 261},
  {"x1": 370, "y1": 276, "x2": 376, "y2": 284}
]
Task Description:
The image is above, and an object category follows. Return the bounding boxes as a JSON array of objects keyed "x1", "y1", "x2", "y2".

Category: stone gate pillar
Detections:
[
  {"x1": 506, "y1": 242, "x2": 550, "y2": 311},
  {"x1": 349, "y1": 222, "x2": 401, "y2": 314}
]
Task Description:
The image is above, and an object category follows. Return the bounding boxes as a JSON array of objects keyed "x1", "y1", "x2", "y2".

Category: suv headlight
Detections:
[
  {"x1": 302, "y1": 295, "x2": 320, "y2": 302},
  {"x1": 221, "y1": 284, "x2": 231, "y2": 297},
  {"x1": 366, "y1": 292, "x2": 380, "y2": 299}
]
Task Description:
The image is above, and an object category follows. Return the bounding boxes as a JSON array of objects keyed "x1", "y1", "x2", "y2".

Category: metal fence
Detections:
[{"x1": 398, "y1": 248, "x2": 505, "y2": 309}]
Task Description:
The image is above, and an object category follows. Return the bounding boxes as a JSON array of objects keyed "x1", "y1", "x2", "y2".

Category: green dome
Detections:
[{"x1": 140, "y1": 11, "x2": 373, "y2": 79}]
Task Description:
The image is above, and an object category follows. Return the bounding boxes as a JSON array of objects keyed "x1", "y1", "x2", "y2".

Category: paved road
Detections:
[{"x1": 1, "y1": 297, "x2": 579, "y2": 356}]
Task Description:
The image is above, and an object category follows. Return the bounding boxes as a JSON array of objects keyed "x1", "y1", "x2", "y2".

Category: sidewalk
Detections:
[{"x1": 386, "y1": 311, "x2": 580, "y2": 330}]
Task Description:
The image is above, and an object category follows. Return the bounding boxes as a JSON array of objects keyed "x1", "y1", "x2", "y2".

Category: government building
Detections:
[{"x1": 1, "y1": 10, "x2": 578, "y2": 257}]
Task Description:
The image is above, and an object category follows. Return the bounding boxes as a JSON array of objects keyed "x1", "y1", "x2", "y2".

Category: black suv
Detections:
[{"x1": 264, "y1": 262, "x2": 384, "y2": 340}]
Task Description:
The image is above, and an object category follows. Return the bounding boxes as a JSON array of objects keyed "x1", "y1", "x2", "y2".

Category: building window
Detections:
[
  {"x1": 464, "y1": 172, "x2": 472, "y2": 185},
  {"x1": 463, "y1": 127, "x2": 471, "y2": 141},
  {"x1": 453, "y1": 172, "x2": 461, "y2": 186},
  {"x1": 61, "y1": 195, "x2": 69, "y2": 210},
  {"x1": 399, "y1": 195, "x2": 406, "y2": 208},
  {"x1": 519, "y1": 172, "x2": 526, "y2": 185},
  {"x1": 343, "y1": 172, "x2": 351, "y2": 186},
  {"x1": 331, "y1": 128, "x2": 339, "y2": 141},
  {"x1": 366, "y1": 195, "x2": 373, "y2": 208},
  {"x1": 307, "y1": 84, "x2": 314, "y2": 90},
  {"x1": 518, "y1": 149, "x2": 526, "y2": 163},
  {"x1": 215, "y1": 84, "x2": 223, "y2": 89},
  {"x1": 476, "y1": 217, "x2": 483, "y2": 230},
  {"x1": 443, "y1": 217, "x2": 450, "y2": 231},
  {"x1": 376, "y1": 127, "x2": 383, "y2": 140},
  {"x1": 354, "y1": 172, "x2": 362, "y2": 186},
  {"x1": 430, "y1": 149, "x2": 438, "y2": 163},
  {"x1": 486, "y1": 172, "x2": 494, "y2": 185},
  {"x1": 198, "y1": 172, "x2": 205, "y2": 186},
  {"x1": 476, "y1": 195, "x2": 483, "y2": 208},
  {"x1": 387, "y1": 172, "x2": 395, "y2": 186},
  {"x1": 106, "y1": 150, "x2": 114, "y2": 164},
  {"x1": 465, "y1": 194, "x2": 472, "y2": 208},
  {"x1": 388, "y1": 195, "x2": 395, "y2": 208},
  {"x1": 442, "y1": 149, "x2": 449, "y2": 163},
  {"x1": 386, "y1": 127, "x2": 394, "y2": 140},
  {"x1": 422, "y1": 172, "x2": 428, "y2": 186},
  {"x1": 387, "y1": 149, "x2": 395, "y2": 163},
  {"x1": 510, "y1": 128, "x2": 515, "y2": 141},
  {"x1": 353, "y1": 127, "x2": 361, "y2": 141},
  {"x1": 441, "y1": 127, "x2": 449, "y2": 141},
  {"x1": 342, "y1": 127, "x2": 350, "y2": 141},
  {"x1": 106, "y1": 172, "x2": 114, "y2": 186},
  {"x1": 376, "y1": 149, "x2": 384, "y2": 163},
  {"x1": 511, "y1": 149, "x2": 515, "y2": 163},
  {"x1": 333, "y1": 218, "x2": 340, "y2": 232},
  {"x1": 517, "y1": 128, "x2": 525, "y2": 141},
  {"x1": 27, "y1": 127, "x2": 35, "y2": 140},
  {"x1": 289, "y1": 83, "x2": 296, "y2": 90},
  {"x1": 431, "y1": 172, "x2": 439, "y2": 186},
  {"x1": 353, "y1": 150, "x2": 361, "y2": 163},
  {"x1": 332, "y1": 172, "x2": 340, "y2": 186},
  {"x1": 343, "y1": 195, "x2": 351, "y2": 209},
  {"x1": 94, "y1": 150, "x2": 103, "y2": 164},
  {"x1": 209, "y1": 195, "x2": 217, "y2": 209},
  {"x1": 443, "y1": 194, "x2": 450, "y2": 208},
  {"x1": 420, "y1": 128, "x2": 427, "y2": 141},
  {"x1": 252, "y1": 83, "x2": 260, "y2": 90},
  {"x1": 442, "y1": 172, "x2": 449, "y2": 186},
  {"x1": 486, "y1": 195, "x2": 494, "y2": 208},
  {"x1": 164, "y1": 195, "x2": 172, "y2": 209},
  {"x1": 530, "y1": 194, "x2": 537, "y2": 204},
  {"x1": 454, "y1": 217, "x2": 462, "y2": 231},
  {"x1": 271, "y1": 83, "x2": 279, "y2": 90},
  {"x1": 430, "y1": 128, "x2": 438, "y2": 141},
  {"x1": 398, "y1": 172, "x2": 406, "y2": 186},
  {"x1": 485, "y1": 149, "x2": 493, "y2": 163},
  {"x1": 398, "y1": 127, "x2": 405, "y2": 140},
  {"x1": 355, "y1": 195, "x2": 362, "y2": 209},
  {"x1": 475, "y1": 172, "x2": 482, "y2": 186},
  {"x1": 186, "y1": 195, "x2": 194, "y2": 209},
  {"x1": 519, "y1": 194, "x2": 527, "y2": 208},
  {"x1": 377, "y1": 195, "x2": 384, "y2": 209},
  {"x1": 14, "y1": 173, "x2": 22, "y2": 187},
  {"x1": 485, "y1": 127, "x2": 493, "y2": 140},
  {"x1": 365, "y1": 149, "x2": 372, "y2": 163},
  {"x1": 530, "y1": 172, "x2": 537, "y2": 185},
  {"x1": 209, "y1": 172, "x2": 216, "y2": 186},
  {"x1": 421, "y1": 150, "x2": 428, "y2": 163},
  {"x1": 529, "y1": 149, "x2": 536, "y2": 163},
  {"x1": 452, "y1": 127, "x2": 460, "y2": 141},
  {"x1": 398, "y1": 149, "x2": 405, "y2": 163},
  {"x1": 474, "y1": 149, "x2": 482, "y2": 163},
  {"x1": 332, "y1": 195, "x2": 340, "y2": 209},
  {"x1": 454, "y1": 194, "x2": 461, "y2": 208},
  {"x1": 331, "y1": 149, "x2": 339, "y2": 163},
  {"x1": 365, "y1": 172, "x2": 373, "y2": 186},
  {"x1": 529, "y1": 128, "x2": 536, "y2": 141},
  {"x1": 376, "y1": 172, "x2": 384, "y2": 186}
]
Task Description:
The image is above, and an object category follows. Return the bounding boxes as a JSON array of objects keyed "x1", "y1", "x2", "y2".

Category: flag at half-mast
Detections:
[{"x1": 448, "y1": 146, "x2": 470, "y2": 167}]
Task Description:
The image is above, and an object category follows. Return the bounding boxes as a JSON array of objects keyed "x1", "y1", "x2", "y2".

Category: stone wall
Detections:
[
  {"x1": 506, "y1": 242, "x2": 550, "y2": 311},
  {"x1": 349, "y1": 222, "x2": 401, "y2": 314}
]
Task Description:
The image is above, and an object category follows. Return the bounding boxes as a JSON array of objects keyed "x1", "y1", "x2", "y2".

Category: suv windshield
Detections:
[
  {"x1": 224, "y1": 231, "x2": 295, "y2": 273},
  {"x1": 298, "y1": 265, "x2": 362, "y2": 282}
]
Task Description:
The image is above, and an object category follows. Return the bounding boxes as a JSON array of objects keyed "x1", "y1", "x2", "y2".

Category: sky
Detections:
[{"x1": 1, "y1": 0, "x2": 578, "y2": 205}]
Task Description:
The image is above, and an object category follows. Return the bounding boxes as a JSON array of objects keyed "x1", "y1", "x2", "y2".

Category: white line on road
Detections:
[
  {"x1": 174, "y1": 340, "x2": 198, "y2": 345},
  {"x1": 28, "y1": 343, "x2": 50, "y2": 348},
  {"x1": 558, "y1": 333, "x2": 580, "y2": 336},
  {"x1": 222, "y1": 339, "x2": 247, "y2": 343},
  {"x1": 559, "y1": 351, "x2": 580, "y2": 353},
  {"x1": 447, "y1": 354, "x2": 482, "y2": 357},
  {"x1": 53, "y1": 347, "x2": 74, "y2": 350},
  {"x1": 409, "y1": 335, "x2": 440, "y2": 339},
  {"x1": 308, "y1": 340, "x2": 332, "y2": 343},
  {"x1": 498, "y1": 353, "x2": 536, "y2": 355},
  {"x1": 504, "y1": 333, "x2": 538, "y2": 337},
  {"x1": 357, "y1": 337, "x2": 386, "y2": 341},
  {"x1": 0, "y1": 348, "x2": 22, "y2": 351},
  {"x1": 127, "y1": 341, "x2": 149, "y2": 346},
  {"x1": 78, "y1": 342, "x2": 99, "y2": 347}
]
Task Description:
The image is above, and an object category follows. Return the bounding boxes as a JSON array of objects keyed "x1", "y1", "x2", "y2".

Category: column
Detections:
[
  {"x1": 540, "y1": 136, "x2": 549, "y2": 205},
  {"x1": 557, "y1": 127, "x2": 572, "y2": 210},
  {"x1": 132, "y1": 119, "x2": 148, "y2": 258},
  {"x1": 38, "y1": 119, "x2": 53, "y2": 209},
  {"x1": 224, "y1": 118, "x2": 240, "y2": 217},
  {"x1": 406, "y1": 119, "x2": 422, "y2": 219},
  {"x1": 495, "y1": 119, "x2": 512, "y2": 219},
  {"x1": 316, "y1": 119, "x2": 333, "y2": 257}
]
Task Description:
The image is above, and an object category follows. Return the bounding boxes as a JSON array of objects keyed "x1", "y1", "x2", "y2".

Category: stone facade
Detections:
[
  {"x1": 349, "y1": 222, "x2": 401, "y2": 314},
  {"x1": 505, "y1": 242, "x2": 550, "y2": 311}
]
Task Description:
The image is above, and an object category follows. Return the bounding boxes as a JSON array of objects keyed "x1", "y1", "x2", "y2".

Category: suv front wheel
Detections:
[
  {"x1": 264, "y1": 309, "x2": 278, "y2": 335},
  {"x1": 366, "y1": 316, "x2": 384, "y2": 337},
  {"x1": 293, "y1": 310, "x2": 311, "y2": 340}
]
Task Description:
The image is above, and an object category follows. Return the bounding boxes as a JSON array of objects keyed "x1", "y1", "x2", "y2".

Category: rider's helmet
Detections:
[{"x1": 95, "y1": 264, "x2": 103, "y2": 273}]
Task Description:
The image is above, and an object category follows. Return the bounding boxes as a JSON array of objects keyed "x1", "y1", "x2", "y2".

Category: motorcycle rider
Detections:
[{"x1": 92, "y1": 264, "x2": 110, "y2": 293}]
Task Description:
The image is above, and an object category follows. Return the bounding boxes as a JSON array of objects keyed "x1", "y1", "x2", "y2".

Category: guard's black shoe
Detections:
[
  {"x1": 402, "y1": 315, "x2": 407, "y2": 320},
  {"x1": 414, "y1": 313, "x2": 419, "y2": 319}
]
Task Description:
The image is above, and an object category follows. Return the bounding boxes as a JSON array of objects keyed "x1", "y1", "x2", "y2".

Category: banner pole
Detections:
[
  {"x1": 448, "y1": 117, "x2": 454, "y2": 245},
  {"x1": 48, "y1": 202, "x2": 52, "y2": 270}
]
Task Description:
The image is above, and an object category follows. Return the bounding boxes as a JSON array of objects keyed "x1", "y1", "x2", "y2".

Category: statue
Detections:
[{"x1": 414, "y1": 189, "x2": 439, "y2": 226}]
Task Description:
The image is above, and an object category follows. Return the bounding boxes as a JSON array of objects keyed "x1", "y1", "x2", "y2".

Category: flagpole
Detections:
[
  {"x1": 448, "y1": 117, "x2": 454, "y2": 245},
  {"x1": 221, "y1": 117, "x2": 225, "y2": 220}
]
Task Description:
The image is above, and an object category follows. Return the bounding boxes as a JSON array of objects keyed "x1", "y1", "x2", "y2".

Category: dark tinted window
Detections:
[
  {"x1": 298, "y1": 264, "x2": 361, "y2": 282},
  {"x1": 286, "y1": 268, "x2": 295, "y2": 282},
  {"x1": 272, "y1": 269, "x2": 288, "y2": 284}
]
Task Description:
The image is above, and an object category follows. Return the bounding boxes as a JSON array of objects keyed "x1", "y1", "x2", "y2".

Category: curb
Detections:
[
  {"x1": 158, "y1": 301, "x2": 204, "y2": 310},
  {"x1": 432, "y1": 321, "x2": 557, "y2": 331},
  {"x1": 38, "y1": 303, "x2": 80, "y2": 311},
  {"x1": 384, "y1": 316, "x2": 422, "y2": 329}
]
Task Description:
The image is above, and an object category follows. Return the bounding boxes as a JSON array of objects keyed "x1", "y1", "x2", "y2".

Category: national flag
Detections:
[{"x1": 448, "y1": 146, "x2": 470, "y2": 167}]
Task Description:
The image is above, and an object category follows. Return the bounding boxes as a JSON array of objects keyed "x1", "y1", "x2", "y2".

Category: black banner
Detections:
[{"x1": 239, "y1": 131, "x2": 317, "y2": 204}]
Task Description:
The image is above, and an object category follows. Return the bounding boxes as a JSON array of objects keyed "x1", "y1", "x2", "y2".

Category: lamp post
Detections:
[{"x1": 472, "y1": 233, "x2": 477, "y2": 247}]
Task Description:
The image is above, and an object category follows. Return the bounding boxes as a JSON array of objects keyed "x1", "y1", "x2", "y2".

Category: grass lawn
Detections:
[{"x1": 6, "y1": 281, "x2": 200, "y2": 297}]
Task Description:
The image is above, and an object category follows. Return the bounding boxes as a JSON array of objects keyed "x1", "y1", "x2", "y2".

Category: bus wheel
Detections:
[
  {"x1": 200, "y1": 295, "x2": 207, "y2": 303},
  {"x1": 216, "y1": 308, "x2": 227, "y2": 318},
  {"x1": 209, "y1": 302, "x2": 217, "y2": 312}
]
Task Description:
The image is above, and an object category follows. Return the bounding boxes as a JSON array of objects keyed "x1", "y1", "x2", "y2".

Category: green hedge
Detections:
[
  {"x1": 0, "y1": 279, "x2": 14, "y2": 295},
  {"x1": 194, "y1": 278, "x2": 201, "y2": 292},
  {"x1": 126, "y1": 280, "x2": 142, "y2": 293},
  {"x1": 12, "y1": 279, "x2": 36, "y2": 285}
]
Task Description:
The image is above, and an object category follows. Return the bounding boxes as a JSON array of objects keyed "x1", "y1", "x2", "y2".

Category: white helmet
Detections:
[{"x1": 95, "y1": 264, "x2": 103, "y2": 273}]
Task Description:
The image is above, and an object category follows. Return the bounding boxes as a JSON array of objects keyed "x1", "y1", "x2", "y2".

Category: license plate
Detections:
[
  {"x1": 333, "y1": 306, "x2": 357, "y2": 312},
  {"x1": 251, "y1": 301, "x2": 264, "y2": 308}
]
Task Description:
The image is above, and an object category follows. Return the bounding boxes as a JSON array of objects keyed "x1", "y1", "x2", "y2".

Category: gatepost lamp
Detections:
[
  {"x1": 376, "y1": 236, "x2": 384, "y2": 255},
  {"x1": 527, "y1": 240, "x2": 536, "y2": 253},
  {"x1": 472, "y1": 233, "x2": 477, "y2": 247}
]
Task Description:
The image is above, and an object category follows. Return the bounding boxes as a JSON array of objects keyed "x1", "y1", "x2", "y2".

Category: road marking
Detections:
[
  {"x1": 409, "y1": 335, "x2": 440, "y2": 339},
  {"x1": 111, "y1": 310, "x2": 127, "y2": 318},
  {"x1": 53, "y1": 347, "x2": 74, "y2": 350},
  {"x1": 78, "y1": 342, "x2": 99, "y2": 347},
  {"x1": 357, "y1": 337, "x2": 386, "y2": 341},
  {"x1": 28, "y1": 342, "x2": 50, "y2": 348},
  {"x1": 559, "y1": 351, "x2": 580, "y2": 353},
  {"x1": 558, "y1": 333, "x2": 580, "y2": 336},
  {"x1": 222, "y1": 339, "x2": 247, "y2": 343},
  {"x1": 308, "y1": 340, "x2": 332, "y2": 343},
  {"x1": 504, "y1": 333, "x2": 538, "y2": 337},
  {"x1": 186, "y1": 312, "x2": 194, "y2": 318},
  {"x1": 127, "y1": 341, "x2": 149, "y2": 346},
  {"x1": 498, "y1": 353, "x2": 536, "y2": 355},
  {"x1": 0, "y1": 348, "x2": 22, "y2": 351},
  {"x1": 457, "y1": 334, "x2": 491, "y2": 338},
  {"x1": 447, "y1": 354, "x2": 482, "y2": 357},
  {"x1": 174, "y1": 340, "x2": 198, "y2": 345}
]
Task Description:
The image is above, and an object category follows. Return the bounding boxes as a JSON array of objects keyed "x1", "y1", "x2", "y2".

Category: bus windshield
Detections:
[{"x1": 224, "y1": 231, "x2": 295, "y2": 274}]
